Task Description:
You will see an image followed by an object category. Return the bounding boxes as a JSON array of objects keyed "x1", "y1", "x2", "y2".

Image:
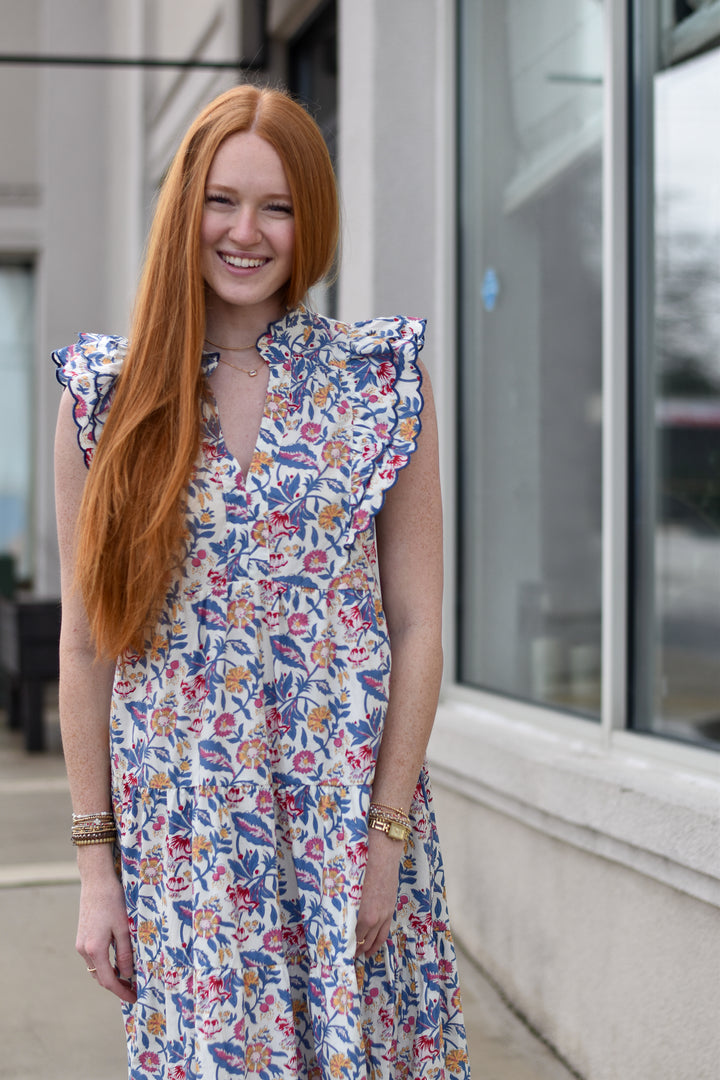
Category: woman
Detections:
[{"x1": 54, "y1": 84, "x2": 469, "y2": 1080}]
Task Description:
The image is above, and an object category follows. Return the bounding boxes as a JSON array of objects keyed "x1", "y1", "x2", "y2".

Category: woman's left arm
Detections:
[{"x1": 355, "y1": 359, "x2": 444, "y2": 955}]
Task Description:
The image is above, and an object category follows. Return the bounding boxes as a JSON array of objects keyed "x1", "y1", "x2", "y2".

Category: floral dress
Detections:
[{"x1": 54, "y1": 306, "x2": 470, "y2": 1080}]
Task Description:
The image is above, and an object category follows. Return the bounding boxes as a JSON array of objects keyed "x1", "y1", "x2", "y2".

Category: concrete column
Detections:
[{"x1": 337, "y1": 0, "x2": 438, "y2": 325}]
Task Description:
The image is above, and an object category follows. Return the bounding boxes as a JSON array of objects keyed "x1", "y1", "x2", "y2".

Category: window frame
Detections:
[
  {"x1": 0, "y1": 255, "x2": 36, "y2": 587},
  {"x1": 446, "y1": 0, "x2": 720, "y2": 773}
]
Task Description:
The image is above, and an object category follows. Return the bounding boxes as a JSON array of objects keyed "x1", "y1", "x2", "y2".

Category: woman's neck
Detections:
[{"x1": 204, "y1": 296, "x2": 288, "y2": 348}]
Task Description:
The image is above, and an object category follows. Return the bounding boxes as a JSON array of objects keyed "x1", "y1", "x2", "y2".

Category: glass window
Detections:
[
  {"x1": 288, "y1": 0, "x2": 337, "y2": 162},
  {"x1": 631, "y1": 4, "x2": 720, "y2": 749},
  {"x1": 0, "y1": 263, "x2": 34, "y2": 585},
  {"x1": 457, "y1": 0, "x2": 604, "y2": 717},
  {"x1": 288, "y1": 0, "x2": 338, "y2": 315}
]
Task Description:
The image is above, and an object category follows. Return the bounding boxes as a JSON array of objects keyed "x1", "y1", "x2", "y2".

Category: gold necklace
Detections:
[
  {"x1": 216, "y1": 354, "x2": 264, "y2": 378},
  {"x1": 204, "y1": 336, "x2": 264, "y2": 377},
  {"x1": 204, "y1": 336, "x2": 257, "y2": 352}
]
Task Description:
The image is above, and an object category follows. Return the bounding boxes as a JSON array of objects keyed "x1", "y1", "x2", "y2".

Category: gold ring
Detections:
[
  {"x1": 86, "y1": 966, "x2": 97, "y2": 974},
  {"x1": 357, "y1": 938, "x2": 366, "y2": 947}
]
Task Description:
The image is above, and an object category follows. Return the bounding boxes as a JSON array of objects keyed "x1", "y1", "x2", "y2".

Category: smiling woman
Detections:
[{"x1": 52, "y1": 83, "x2": 469, "y2": 1080}]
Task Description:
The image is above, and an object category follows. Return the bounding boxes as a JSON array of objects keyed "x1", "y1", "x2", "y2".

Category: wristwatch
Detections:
[{"x1": 367, "y1": 805, "x2": 411, "y2": 843}]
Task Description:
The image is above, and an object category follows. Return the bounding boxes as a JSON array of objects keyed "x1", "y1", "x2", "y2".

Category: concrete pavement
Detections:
[{"x1": 0, "y1": 701, "x2": 578, "y2": 1080}]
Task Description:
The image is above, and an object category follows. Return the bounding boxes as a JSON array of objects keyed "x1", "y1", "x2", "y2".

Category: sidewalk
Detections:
[{"x1": 0, "y1": 705, "x2": 577, "y2": 1080}]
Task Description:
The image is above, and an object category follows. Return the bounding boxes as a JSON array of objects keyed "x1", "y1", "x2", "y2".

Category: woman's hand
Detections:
[
  {"x1": 354, "y1": 829, "x2": 405, "y2": 958},
  {"x1": 76, "y1": 851, "x2": 136, "y2": 1004}
]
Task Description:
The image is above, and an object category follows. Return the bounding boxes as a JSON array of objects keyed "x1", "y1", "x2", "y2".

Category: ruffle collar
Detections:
[
  {"x1": 253, "y1": 304, "x2": 424, "y2": 375},
  {"x1": 58, "y1": 307, "x2": 423, "y2": 384}
]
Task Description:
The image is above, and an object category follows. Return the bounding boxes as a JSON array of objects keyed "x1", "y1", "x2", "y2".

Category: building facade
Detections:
[{"x1": 1, "y1": 2, "x2": 719, "y2": 1077}]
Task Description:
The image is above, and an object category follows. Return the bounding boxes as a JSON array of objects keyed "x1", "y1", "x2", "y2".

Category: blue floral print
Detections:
[{"x1": 54, "y1": 306, "x2": 470, "y2": 1080}]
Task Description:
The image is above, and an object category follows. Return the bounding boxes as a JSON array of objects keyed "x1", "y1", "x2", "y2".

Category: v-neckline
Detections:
[
  {"x1": 200, "y1": 306, "x2": 314, "y2": 491},
  {"x1": 203, "y1": 364, "x2": 275, "y2": 486}
]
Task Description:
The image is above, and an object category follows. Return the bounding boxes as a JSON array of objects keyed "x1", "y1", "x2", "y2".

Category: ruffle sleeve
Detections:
[
  {"x1": 342, "y1": 314, "x2": 426, "y2": 548},
  {"x1": 53, "y1": 332, "x2": 128, "y2": 468}
]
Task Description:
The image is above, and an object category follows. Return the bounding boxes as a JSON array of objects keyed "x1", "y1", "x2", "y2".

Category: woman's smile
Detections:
[{"x1": 218, "y1": 253, "x2": 269, "y2": 270}]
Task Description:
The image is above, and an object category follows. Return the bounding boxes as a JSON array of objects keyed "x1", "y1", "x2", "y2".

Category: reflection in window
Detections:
[
  {"x1": 457, "y1": 0, "x2": 604, "y2": 717},
  {"x1": 0, "y1": 264, "x2": 33, "y2": 583},
  {"x1": 633, "y1": 44, "x2": 720, "y2": 748}
]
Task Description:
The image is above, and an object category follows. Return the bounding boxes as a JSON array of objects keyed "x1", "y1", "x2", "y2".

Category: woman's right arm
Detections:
[{"x1": 55, "y1": 390, "x2": 136, "y2": 1002}]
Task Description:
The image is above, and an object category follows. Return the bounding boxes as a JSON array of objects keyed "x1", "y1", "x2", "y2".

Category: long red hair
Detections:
[{"x1": 75, "y1": 85, "x2": 339, "y2": 657}]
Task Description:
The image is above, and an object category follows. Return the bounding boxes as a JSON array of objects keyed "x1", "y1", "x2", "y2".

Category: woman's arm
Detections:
[
  {"x1": 55, "y1": 390, "x2": 136, "y2": 1002},
  {"x1": 355, "y1": 359, "x2": 444, "y2": 955}
]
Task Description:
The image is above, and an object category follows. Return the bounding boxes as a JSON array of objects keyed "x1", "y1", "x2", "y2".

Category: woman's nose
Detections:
[{"x1": 227, "y1": 207, "x2": 261, "y2": 245}]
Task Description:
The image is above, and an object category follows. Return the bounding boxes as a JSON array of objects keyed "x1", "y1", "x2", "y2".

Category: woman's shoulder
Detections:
[
  {"x1": 53, "y1": 332, "x2": 128, "y2": 387},
  {"x1": 52, "y1": 334, "x2": 129, "y2": 467},
  {"x1": 302, "y1": 309, "x2": 426, "y2": 362}
]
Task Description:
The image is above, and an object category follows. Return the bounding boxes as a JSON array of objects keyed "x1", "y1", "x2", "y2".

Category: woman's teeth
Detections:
[{"x1": 221, "y1": 254, "x2": 266, "y2": 268}]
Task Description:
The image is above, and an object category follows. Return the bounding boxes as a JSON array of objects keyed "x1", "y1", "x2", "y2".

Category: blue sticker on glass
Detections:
[{"x1": 481, "y1": 267, "x2": 500, "y2": 312}]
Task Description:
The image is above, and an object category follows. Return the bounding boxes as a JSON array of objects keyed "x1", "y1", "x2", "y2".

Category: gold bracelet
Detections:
[
  {"x1": 73, "y1": 835, "x2": 117, "y2": 847},
  {"x1": 368, "y1": 806, "x2": 411, "y2": 843}
]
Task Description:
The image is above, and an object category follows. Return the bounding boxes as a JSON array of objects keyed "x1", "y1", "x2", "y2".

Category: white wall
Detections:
[
  {"x1": 428, "y1": 696, "x2": 720, "y2": 1078},
  {"x1": 0, "y1": 1, "x2": 41, "y2": 195},
  {"x1": 34, "y1": 0, "x2": 115, "y2": 593},
  {"x1": 434, "y1": 779, "x2": 720, "y2": 1080},
  {"x1": 338, "y1": 0, "x2": 441, "y2": 326},
  {"x1": 106, "y1": 0, "x2": 144, "y2": 336}
]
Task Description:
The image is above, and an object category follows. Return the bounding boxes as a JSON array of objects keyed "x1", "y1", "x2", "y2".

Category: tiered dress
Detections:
[{"x1": 54, "y1": 306, "x2": 470, "y2": 1080}]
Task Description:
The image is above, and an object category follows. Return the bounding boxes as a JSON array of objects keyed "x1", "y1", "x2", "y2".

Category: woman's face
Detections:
[{"x1": 200, "y1": 132, "x2": 295, "y2": 321}]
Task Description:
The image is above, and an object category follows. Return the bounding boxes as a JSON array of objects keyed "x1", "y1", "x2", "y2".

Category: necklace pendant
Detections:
[{"x1": 248, "y1": 369, "x2": 258, "y2": 377}]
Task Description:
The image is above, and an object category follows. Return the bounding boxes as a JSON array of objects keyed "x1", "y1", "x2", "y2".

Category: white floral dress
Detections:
[{"x1": 54, "y1": 306, "x2": 470, "y2": 1080}]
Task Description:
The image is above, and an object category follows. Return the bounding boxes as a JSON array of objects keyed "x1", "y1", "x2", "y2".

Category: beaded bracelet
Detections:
[
  {"x1": 369, "y1": 803, "x2": 410, "y2": 824},
  {"x1": 71, "y1": 811, "x2": 117, "y2": 847}
]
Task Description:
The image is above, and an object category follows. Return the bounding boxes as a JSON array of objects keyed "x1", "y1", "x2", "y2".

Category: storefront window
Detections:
[
  {"x1": 289, "y1": 0, "x2": 337, "y2": 315},
  {"x1": 631, "y1": 3, "x2": 720, "y2": 748},
  {"x1": 457, "y1": 0, "x2": 604, "y2": 716},
  {"x1": 0, "y1": 263, "x2": 34, "y2": 585}
]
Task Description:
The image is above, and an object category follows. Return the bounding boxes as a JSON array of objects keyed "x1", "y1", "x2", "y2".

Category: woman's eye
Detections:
[
  {"x1": 206, "y1": 193, "x2": 232, "y2": 205},
  {"x1": 267, "y1": 203, "x2": 293, "y2": 215}
]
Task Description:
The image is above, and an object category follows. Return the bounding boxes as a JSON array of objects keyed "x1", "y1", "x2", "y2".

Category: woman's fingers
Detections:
[
  {"x1": 77, "y1": 875, "x2": 137, "y2": 1003},
  {"x1": 81, "y1": 934, "x2": 137, "y2": 1003},
  {"x1": 355, "y1": 912, "x2": 393, "y2": 958},
  {"x1": 113, "y1": 928, "x2": 138, "y2": 1003},
  {"x1": 354, "y1": 829, "x2": 403, "y2": 957},
  {"x1": 114, "y1": 929, "x2": 136, "y2": 985}
]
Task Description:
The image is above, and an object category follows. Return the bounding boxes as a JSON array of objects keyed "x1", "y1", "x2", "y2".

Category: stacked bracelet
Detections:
[
  {"x1": 368, "y1": 803, "x2": 412, "y2": 843},
  {"x1": 71, "y1": 811, "x2": 117, "y2": 847}
]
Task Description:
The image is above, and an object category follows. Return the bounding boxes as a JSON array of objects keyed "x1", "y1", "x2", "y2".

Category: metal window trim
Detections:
[
  {"x1": 439, "y1": 0, "x2": 459, "y2": 688},
  {"x1": 601, "y1": 0, "x2": 630, "y2": 738},
  {"x1": 628, "y1": 0, "x2": 661, "y2": 738},
  {"x1": 664, "y1": 1, "x2": 720, "y2": 66}
]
